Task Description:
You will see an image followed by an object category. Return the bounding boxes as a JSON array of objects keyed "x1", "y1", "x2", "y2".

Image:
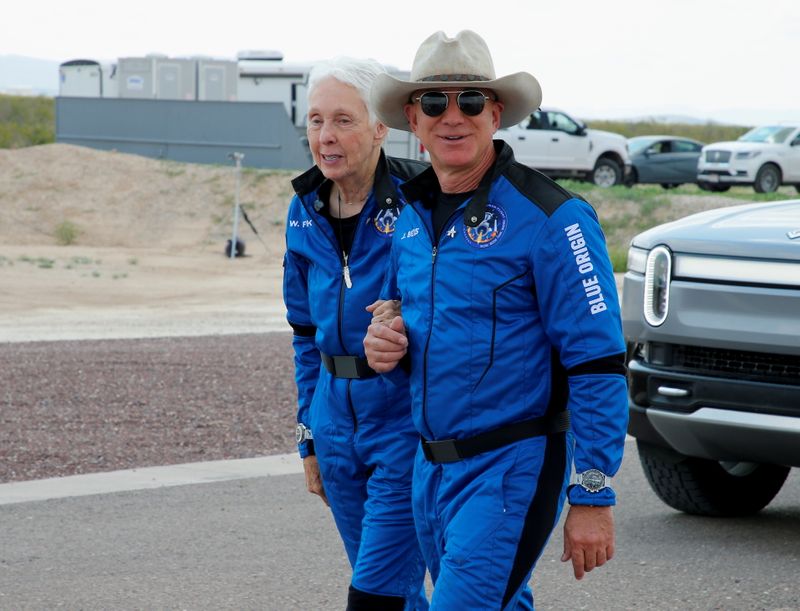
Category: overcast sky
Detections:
[{"x1": 3, "y1": 0, "x2": 799, "y2": 124}]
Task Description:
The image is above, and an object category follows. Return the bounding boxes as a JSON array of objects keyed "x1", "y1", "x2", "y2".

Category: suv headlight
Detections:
[
  {"x1": 644, "y1": 246, "x2": 671, "y2": 326},
  {"x1": 735, "y1": 151, "x2": 761, "y2": 160}
]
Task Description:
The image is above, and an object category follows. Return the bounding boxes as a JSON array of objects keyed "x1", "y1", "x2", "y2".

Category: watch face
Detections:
[
  {"x1": 295, "y1": 424, "x2": 304, "y2": 444},
  {"x1": 581, "y1": 469, "x2": 606, "y2": 492}
]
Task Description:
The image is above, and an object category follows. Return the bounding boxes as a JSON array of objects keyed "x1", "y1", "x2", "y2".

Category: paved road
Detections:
[{"x1": 2, "y1": 441, "x2": 799, "y2": 610}]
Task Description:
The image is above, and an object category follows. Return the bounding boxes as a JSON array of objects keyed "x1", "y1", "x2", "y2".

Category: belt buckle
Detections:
[
  {"x1": 333, "y1": 356, "x2": 360, "y2": 379},
  {"x1": 423, "y1": 439, "x2": 461, "y2": 463}
]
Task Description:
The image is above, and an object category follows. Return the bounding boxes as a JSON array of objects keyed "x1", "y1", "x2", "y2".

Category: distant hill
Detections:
[{"x1": 0, "y1": 55, "x2": 60, "y2": 96}]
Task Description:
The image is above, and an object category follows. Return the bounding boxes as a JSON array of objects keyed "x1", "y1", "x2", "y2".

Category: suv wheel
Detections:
[
  {"x1": 636, "y1": 441, "x2": 789, "y2": 516},
  {"x1": 754, "y1": 163, "x2": 781, "y2": 193},
  {"x1": 592, "y1": 158, "x2": 622, "y2": 187}
]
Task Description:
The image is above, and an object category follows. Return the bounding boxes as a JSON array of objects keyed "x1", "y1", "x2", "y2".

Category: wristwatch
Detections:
[
  {"x1": 573, "y1": 469, "x2": 611, "y2": 493},
  {"x1": 295, "y1": 423, "x2": 313, "y2": 444}
]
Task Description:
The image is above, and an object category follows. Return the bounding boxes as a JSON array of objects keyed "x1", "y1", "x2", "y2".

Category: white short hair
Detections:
[{"x1": 307, "y1": 57, "x2": 387, "y2": 125}]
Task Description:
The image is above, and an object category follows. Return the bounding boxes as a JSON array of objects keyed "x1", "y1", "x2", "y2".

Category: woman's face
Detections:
[{"x1": 306, "y1": 77, "x2": 386, "y2": 184}]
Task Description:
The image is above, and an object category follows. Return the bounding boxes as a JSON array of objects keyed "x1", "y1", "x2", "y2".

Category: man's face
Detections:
[{"x1": 403, "y1": 88, "x2": 503, "y2": 174}]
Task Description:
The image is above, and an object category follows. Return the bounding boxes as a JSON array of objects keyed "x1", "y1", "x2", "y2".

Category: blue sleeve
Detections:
[
  {"x1": 282, "y1": 244, "x2": 320, "y2": 459},
  {"x1": 531, "y1": 199, "x2": 628, "y2": 506}
]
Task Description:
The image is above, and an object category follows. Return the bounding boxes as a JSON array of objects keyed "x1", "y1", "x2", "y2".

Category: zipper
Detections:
[
  {"x1": 346, "y1": 379, "x2": 358, "y2": 433},
  {"x1": 299, "y1": 193, "x2": 368, "y2": 433},
  {"x1": 336, "y1": 209, "x2": 366, "y2": 354},
  {"x1": 418, "y1": 204, "x2": 465, "y2": 440}
]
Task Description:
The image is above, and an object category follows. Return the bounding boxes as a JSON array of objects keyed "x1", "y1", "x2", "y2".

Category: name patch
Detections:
[{"x1": 564, "y1": 223, "x2": 607, "y2": 315}]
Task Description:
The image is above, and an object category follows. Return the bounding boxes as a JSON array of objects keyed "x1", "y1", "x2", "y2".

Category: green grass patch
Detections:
[
  {"x1": 584, "y1": 120, "x2": 750, "y2": 143},
  {"x1": 0, "y1": 94, "x2": 55, "y2": 148}
]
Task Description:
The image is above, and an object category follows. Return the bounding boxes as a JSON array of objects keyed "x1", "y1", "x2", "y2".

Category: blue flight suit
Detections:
[
  {"x1": 382, "y1": 142, "x2": 628, "y2": 609},
  {"x1": 283, "y1": 152, "x2": 429, "y2": 609}
]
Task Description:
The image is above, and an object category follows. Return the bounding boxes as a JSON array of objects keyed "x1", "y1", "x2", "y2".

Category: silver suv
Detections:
[{"x1": 622, "y1": 199, "x2": 800, "y2": 516}]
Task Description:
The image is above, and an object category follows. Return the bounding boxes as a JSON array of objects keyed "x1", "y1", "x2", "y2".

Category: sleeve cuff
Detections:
[
  {"x1": 298, "y1": 439, "x2": 315, "y2": 459},
  {"x1": 568, "y1": 484, "x2": 616, "y2": 506}
]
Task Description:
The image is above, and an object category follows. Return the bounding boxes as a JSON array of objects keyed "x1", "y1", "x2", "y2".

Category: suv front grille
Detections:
[
  {"x1": 673, "y1": 344, "x2": 800, "y2": 385},
  {"x1": 704, "y1": 150, "x2": 731, "y2": 163}
]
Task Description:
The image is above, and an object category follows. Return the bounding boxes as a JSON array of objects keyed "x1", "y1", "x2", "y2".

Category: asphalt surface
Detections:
[{"x1": 2, "y1": 441, "x2": 799, "y2": 610}]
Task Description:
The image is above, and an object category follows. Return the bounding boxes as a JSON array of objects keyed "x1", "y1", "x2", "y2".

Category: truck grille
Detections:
[
  {"x1": 673, "y1": 345, "x2": 800, "y2": 385},
  {"x1": 704, "y1": 150, "x2": 731, "y2": 163}
]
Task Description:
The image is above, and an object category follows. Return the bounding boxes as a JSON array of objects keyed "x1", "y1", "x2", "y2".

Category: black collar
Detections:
[
  {"x1": 290, "y1": 150, "x2": 400, "y2": 211},
  {"x1": 399, "y1": 141, "x2": 516, "y2": 227}
]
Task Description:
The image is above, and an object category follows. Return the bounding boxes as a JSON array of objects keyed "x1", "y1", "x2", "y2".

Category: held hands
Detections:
[
  {"x1": 365, "y1": 299, "x2": 402, "y2": 324},
  {"x1": 363, "y1": 310, "x2": 408, "y2": 373},
  {"x1": 302, "y1": 455, "x2": 329, "y2": 506},
  {"x1": 561, "y1": 505, "x2": 615, "y2": 580}
]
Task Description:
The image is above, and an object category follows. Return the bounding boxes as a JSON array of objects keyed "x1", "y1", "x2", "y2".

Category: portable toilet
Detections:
[
  {"x1": 118, "y1": 56, "x2": 158, "y2": 98},
  {"x1": 59, "y1": 60, "x2": 102, "y2": 97},
  {"x1": 197, "y1": 58, "x2": 237, "y2": 101},
  {"x1": 154, "y1": 57, "x2": 197, "y2": 100}
]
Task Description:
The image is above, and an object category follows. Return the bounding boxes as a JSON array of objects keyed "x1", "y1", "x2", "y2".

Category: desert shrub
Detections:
[
  {"x1": 55, "y1": 220, "x2": 80, "y2": 245},
  {"x1": 0, "y1": 94, "x2": 55, "y2": 148}
]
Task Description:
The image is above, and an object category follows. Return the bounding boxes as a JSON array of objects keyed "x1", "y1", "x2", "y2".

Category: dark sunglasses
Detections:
[{"x1": 413, "y1": 90, "x2": 494, "y2": 118}]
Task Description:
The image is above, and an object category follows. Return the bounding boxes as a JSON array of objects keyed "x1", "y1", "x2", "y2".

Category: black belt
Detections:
[
  {"x1": 321, "y1": 353, "x2": 377, "y2": 379},
  {"x1": 421, "y1": 410, "x2": 570, "y2": 464}
]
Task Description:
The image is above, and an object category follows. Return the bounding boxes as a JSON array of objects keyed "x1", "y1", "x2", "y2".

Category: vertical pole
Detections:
[{"x1": 229, "y1": 152, "x2": 244, "y2": 259}]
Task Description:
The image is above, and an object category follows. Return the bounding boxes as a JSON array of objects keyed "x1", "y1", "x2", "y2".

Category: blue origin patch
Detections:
[
  {"x1": 463, "y1": 204, "x2": 507, "y2": 248},
  {"x1": 373, "y1": 207, "x2": 400, "y2": 237}
]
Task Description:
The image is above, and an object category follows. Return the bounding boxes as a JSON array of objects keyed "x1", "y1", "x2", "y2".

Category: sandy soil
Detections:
[{"x1": 0, "y1": 144, "x2": 294, "y2": 341}]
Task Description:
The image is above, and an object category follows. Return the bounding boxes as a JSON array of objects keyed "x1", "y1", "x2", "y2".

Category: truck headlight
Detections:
[
  {"x1": 627, "y1": 246, "x2": 648, "y2": 274},
  {"x1": 644, "y1": 246, "x2": 671, "y2": 326},
  {"x1": 735, "y1": 151, "x2": 761, "y2": 160}
]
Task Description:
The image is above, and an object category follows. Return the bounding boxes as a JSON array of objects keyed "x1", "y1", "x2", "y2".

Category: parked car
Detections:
[
  {"x1": 622, "y1": 199, "x2": 800, "y2": 516},
  {"x1": 697, "y1": 124, "x2": 800, "y2": 193},
  {"x1": 494, "y1": 108, "x2": 630, "y2": 187},
  {"x1": 625, "y1": 135, "x2": 704, "y2": 188}
]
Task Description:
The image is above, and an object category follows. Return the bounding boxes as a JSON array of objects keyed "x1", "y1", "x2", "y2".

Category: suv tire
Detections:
[
  {"x1": 754, "y1": 163, "x2": 781, "y2": 193},
  {"x1": 636, "y1": 441, "x2": 789, "y2": 516},
  {"x1": 592, "y1": 158, "x2": 622, "y2": 187}
]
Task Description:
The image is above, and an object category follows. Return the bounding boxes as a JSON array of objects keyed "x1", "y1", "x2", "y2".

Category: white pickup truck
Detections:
[{"x1": 494, "y1": 108, "x2": 630, "y2": 187}]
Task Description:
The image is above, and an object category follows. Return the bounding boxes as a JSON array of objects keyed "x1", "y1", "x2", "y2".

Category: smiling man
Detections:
[{"x1": 364, "y1": 30, "x2": 629, "y2": 609}]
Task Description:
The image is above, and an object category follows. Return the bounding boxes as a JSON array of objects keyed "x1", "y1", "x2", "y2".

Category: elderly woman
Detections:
[{"x1": 282, "y1": 57, "x2": 428, "y2": 611}]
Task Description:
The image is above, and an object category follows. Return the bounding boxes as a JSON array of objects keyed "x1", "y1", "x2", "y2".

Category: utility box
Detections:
[
  {"x1": 155, "y1": 57, "x2": 197, "y2": 100},
  {"x1": 198, "y1": 59, "x2": 237, "y2": 101},
  {"x1": 118, "y1": 57, "x2": 157, "y2": 98},
  {"x1": 59, "y1": 60, "x2": 103, "y2": 97}
]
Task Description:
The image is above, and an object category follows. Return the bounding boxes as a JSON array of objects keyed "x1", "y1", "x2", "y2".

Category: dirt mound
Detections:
[{"x1": 0, "y1": 143, "x2": 295, "y2": 256}]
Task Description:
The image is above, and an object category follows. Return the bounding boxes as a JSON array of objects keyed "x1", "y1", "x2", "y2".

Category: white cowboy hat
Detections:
[{"x1": 371, "y1": 30, "x2": 542, "y2": 131}]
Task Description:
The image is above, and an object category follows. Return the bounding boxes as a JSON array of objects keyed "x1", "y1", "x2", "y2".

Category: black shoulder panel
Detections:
[
  {"x1": 503, "y1": 162, "x2": 580, "y2": 217},
  {"x1": 387, "y1": 156, "x2": 430, "y2": 182}
]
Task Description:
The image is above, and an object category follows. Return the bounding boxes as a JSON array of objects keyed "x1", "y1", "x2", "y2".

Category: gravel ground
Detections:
[{"x1": 0, "y1": 333, "x2": 298, "y2": 483}]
